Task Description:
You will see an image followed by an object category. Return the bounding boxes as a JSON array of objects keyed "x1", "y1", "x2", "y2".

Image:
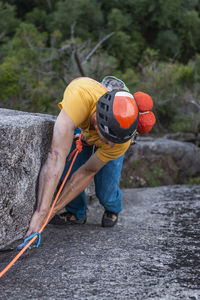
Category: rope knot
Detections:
[
  {"x1": 67, "y1": 133, "x2": 83, "y2": 161},
  {"x1": 75, "y1": 138, "x2": 82, "y2": 153}
]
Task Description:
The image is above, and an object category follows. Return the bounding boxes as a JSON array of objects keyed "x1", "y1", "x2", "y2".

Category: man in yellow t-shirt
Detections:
[{"x1": 25, "y1": 76, "x2": 139, "y2": 235}]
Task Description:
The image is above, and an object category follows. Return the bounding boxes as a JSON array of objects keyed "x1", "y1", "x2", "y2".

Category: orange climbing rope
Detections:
[{"x1": 0, "y1": 134, "x2": 82, "y2": 278}]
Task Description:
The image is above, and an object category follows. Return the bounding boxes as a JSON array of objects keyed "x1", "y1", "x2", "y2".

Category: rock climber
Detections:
[{"x1": 25, "y1": 76, "x2": 156, "y2": 236}]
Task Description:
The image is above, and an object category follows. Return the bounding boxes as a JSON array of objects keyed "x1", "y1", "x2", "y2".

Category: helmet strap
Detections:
[
  {"x1": 95, "y1": 124, "x2": 99, "y2": 131},
  {"x1": 92, "y1": 112, "x2": 99, "y2": 132}
]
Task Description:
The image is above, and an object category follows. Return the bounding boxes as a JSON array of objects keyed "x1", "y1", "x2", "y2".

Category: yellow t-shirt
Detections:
[{"x1": 58, "y1": 77, "x2": 131, "y2": 162}]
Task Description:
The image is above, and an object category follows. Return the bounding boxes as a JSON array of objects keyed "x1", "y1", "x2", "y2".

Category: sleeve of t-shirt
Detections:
[
  {"x1": 96, "y1": 140, "x2": 131, "y2": 163},
  {"x1": 58, "y1": 82, "x2": 91, "y2": 128}
]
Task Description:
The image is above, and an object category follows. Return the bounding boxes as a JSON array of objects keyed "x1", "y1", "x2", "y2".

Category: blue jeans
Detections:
[{"x1": 59, "y1": 129, "x2": 124, "y2": 220}]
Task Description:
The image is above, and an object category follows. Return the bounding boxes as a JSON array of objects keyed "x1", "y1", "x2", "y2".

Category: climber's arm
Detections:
[{"x1": 25, "y1": 109, "x2": 75, "y2": 236}]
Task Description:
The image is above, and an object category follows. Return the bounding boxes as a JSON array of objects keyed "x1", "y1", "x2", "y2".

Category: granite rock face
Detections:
[
  {"x1": 1, "y1": 185, "x2": 200, "y2": 299},
  {"x1": 0, "y1": 108, "x2": 94, "y2": 250},
  {"x1": 0, "y1": 109, "x2": 55, "y2": 249},
  {"x1": 122, "y1": 137, "x2": 200, "y2": 187},
  {"x1": 164, "y1": 132, "x2": 200, "y2": 145},
  {"x1": 1, "y1": 108, "x2": 199, "y2": 250}
]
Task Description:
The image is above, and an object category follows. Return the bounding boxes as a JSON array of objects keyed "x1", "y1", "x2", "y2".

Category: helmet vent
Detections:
[
  {"x1": 109, "y1": 128, "x2": 115, "y2": 136},
  {"x1": 104, "y1": 94, "x2": 111, "y2": 101},
  {"x1": 97, "y1": 89, "x2": 139, "y2": 143},
  {"x1": 99, "y1": 113, "x2": 104, "y2": 119}
]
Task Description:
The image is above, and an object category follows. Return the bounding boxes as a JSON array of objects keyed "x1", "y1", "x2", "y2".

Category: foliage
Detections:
[
  {"x1": 48, "y1": 0, "x2": 103, "y2": 40},
  {"x1": 188, "y1": 177, "x2": 200, "y2": 185},
  {"x1": 178, "y1": 10, "x2": 200, "y2": 62},
  {"x1": 120, "y1": 159, "x2": 165, "y2": 188},
  {"x1": 0, "y1": 1, "x2": 19, "y2": 45},
  {"x1": 25, "y1": 8, "x2": 48, "y2": 32},
  {"x1": 0, "y1": 0, "x2": 200, "y2": 135},
  {"x1": 146, "y1": 165, "x2": 164, "y2": 187},
  {"x1": 132, "y1": 54, "x2": 200, "y2": 133},
  {"x1": 171, "y1": 114, "x2": 197, "y2": 133},
  {"x1": 0, "y1": 23, "x2": 61, "y2": 112},
  {"x1": 0, "y1": 57, "x2": 19, "y2": 100},
  {"x1": 154, "y1": 30, "x2": 181, "y2": 58}
]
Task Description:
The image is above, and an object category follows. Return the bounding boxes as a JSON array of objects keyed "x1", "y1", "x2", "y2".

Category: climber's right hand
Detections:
[{"x1": 25, "y1": 210, "x2": 47, "y2": 238}]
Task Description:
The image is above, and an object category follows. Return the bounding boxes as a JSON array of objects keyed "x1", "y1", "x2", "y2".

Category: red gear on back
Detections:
[
  {"x1": 133, "y1": 91, "x2": 156, "y2": 134},
  {"x1": 134, "y1": 91, "x2": 153, "y2": 112},
  {"x1": 138, "y1": 112, "x2": 156, "y2": 134}
]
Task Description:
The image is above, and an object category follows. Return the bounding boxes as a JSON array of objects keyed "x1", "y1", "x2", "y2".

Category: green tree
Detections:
[
  {"x1": 2, "y1": 0, "x2": 37, "y2": 17},
  {"x1": 2, "y1": 0, "x2": 59, "y2": 17},
  {"x1": 107, "y1": 8, "x2": 131, "y2": 31},
  {"x1": 48, "y1": 0, "x2": 103, "y2": 40},
  {"x1": 0, "y1": 1, "x2": 19, "y2": 43},
  {"x1": 178, "y1": 10, "x2": 200, "y2": 62},
  {"x1": 0, "y1": 21, "x2": 118, "y2": 113},
  {"x1": 109, "y1": 31, "x2": 143, "y2": 70},
  {"x1": 150, "y1": 0, "x2": 182, "y2": 29},
  {"x1": 25, "y1": 8, "x2": 48, "y2": 32},
  {"x1": 154, "y1": 30, "x2": 181, "y2": 58},
  {"x1": 0, "y1": 57, "x2": 19, "y2": 101},
  {"x1": 0, "y1": 23, "x2": 55, "y2": 112}
]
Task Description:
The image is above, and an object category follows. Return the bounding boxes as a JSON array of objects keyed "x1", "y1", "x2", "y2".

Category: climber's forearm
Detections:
[
  {"x1": 35, "y1": 109, "x2": 75, "y2": 214},
  {"x1": 51, "y1": 166, "x2": 95, "y2": 216},
  {"x1": 36, "y1": 152, "x2": 66, "y2": 214},
  {"x1": 50, "y1": 153, "x2": 106, "y2": 218}
]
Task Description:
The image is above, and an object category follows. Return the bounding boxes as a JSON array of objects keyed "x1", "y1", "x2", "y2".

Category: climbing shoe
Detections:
[
  {"x1": 49, "y1": 211, "x2": 87, "y2": 225},
  {"x1": 101, "y1": 210, "x2": 118, "y2": 228}
]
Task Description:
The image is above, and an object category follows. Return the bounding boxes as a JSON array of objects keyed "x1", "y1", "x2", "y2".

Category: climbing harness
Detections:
[{"x1": 0, "y1": 134, "x2": 83, "y2": 278}]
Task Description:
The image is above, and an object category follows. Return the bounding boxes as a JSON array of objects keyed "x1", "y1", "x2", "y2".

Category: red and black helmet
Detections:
[{"x1": 96, "y1": 89, "x2": 139, "y2": 144}]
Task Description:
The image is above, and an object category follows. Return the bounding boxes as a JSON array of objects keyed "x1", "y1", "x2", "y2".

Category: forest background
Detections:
[{"x1": 0, "y1": 0, "x2": 200, "y2": 135}]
